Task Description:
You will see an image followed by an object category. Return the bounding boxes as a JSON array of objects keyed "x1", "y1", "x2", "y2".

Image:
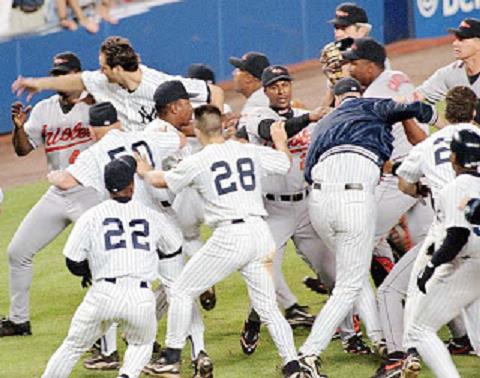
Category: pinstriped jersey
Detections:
[
  {"x1": 67, "y1": 129, "x2": 181, "y2": 209},
  {"x1": 63, "y1": 198, "x2": 182, "y2": 281},
  {"x1": 24, "y1": 94, "x2": 93, "y2": 171},
  {"x1": 437, "y1": 174, "x2": 480, "y2": 258},
  {"x1": 239, "y1": 106, "x2": 313, "y2": 194},
  {"x1": 164, "y1": 140, "x2": 291, "y2": 226},
  {"x1": 81, "y1": 65, "x2": 209, "y2": 132},
  {"x1": 363, "y1": 70, "x2": 429, "y2": 161},
  {"x1": 417, "y1": 61, "x2": 480, "y2": 104},
  {"x1": 397, "y1": 123, "x2": 480, "y2": 202}
]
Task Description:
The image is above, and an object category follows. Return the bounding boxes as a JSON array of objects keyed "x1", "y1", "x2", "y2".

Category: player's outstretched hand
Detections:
[
  {"x1": 309, "y1": 106, "x2": 331, "y2": 122},
  {"x1": 270, "y1": 120, "x2": 287, "y2": 144},
  {"x1": 11, "y1": 102, "x2": 31, "y2": 128},
  {"x1": 12, "y1": 76, "x2": 42, "y2": 102},
  {"x1": 417, "y1": 262, "x2": 435, "y2": 294},
  {"x1": 134, "y1": 152, "x2": 153, "y2": 178}
]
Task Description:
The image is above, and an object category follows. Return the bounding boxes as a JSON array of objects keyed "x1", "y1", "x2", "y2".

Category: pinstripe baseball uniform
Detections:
[
  {"x1": 7, "y1": 95, "x2": 100, "y2": 324},
  {"x1": 362, "y1": 70, "x2": 433, "y2": 262},
  {"x1": 42, "y1": 198, "x2": 182, "y2": 378},
  {"x1": 81, "y1": 65, "x2": 209, "y2": 132},
  {"x1": 379, "y1": 123, "x2": 478, "y2": 354},
  {"x1": 67, "y1": 128, "x2": 207, "y2": 358},
  {"x1": 404, "y1": 173, "x2": 480, "y2": 378},
  {"x1": 162, "y1": 140, "x2": 300, "y2": 364}
]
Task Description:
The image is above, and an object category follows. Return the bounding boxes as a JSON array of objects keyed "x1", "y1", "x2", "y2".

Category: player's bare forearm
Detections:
[
  {"x1": 143, "y1": 171, "x2": 168, "y2": 188},
  {"x1": 12, "y1": 127, "x2": 33, "y2": 156},
  {"x1": 401, "y1": 118, "x2": 427, "y2": 145},
  {"x1": 12, "y1": 74, "x2": 85, "y2": 100},
  {"x1": 208, "y1": 84, "x2": 224, "y2": 113},
  {"x1": 398, "y1": 176, "x2": 420, "y2": 198},
  {"x1": 47, "y1": 170, "x2": 79, "y2": 190},
  {"x1": 270, "y1": 121, "x2": 292, "y2": 162}
]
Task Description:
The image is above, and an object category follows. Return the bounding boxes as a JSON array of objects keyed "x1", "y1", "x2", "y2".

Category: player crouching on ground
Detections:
[
  {"x1": 42, "y1": 155, "x2": 183, "y2": 378},
  {"x1": 402, "y1": 129, "x2": 480, "y2": 378},
  {"x1": 135, "y1": 104, "x2": 307, "y2": 378}
]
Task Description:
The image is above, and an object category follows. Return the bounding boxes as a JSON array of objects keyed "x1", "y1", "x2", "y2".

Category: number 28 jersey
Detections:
[
  {"x1": 397, "y1": 122, "x2": 479, "y2": 202},
  {"x1": 164, "y1": 140, "x2": 291, "y2": 227},
  {"x1": 64, "y1": 199, "x2": 182, "y2": 281}
]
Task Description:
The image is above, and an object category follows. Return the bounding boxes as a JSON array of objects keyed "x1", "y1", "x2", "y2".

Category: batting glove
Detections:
[{"x1": 417, "y1": 261, "x2": 435, "y2": 294}]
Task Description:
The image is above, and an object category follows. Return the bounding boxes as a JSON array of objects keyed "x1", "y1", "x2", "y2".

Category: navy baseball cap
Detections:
[
  {"x1": 104, "y1": 155, "x2": 137, "y2": 193},
  {"x1": 89, "y1": 102, "x2": 118, "y2": 127},
  {"x1": 329, "y1": 2, "x2": 368, "y2": 27},
  {"x1": 262, "y1": 65, "x2": 293, "y2": 87},
  {"x1": 333, "y1": 77, "x2": 362, "y2": 96},
  {"x1": 342, "y1": 38, "x2": 386, "y2": 64},
  {"x1": 49, "y1": 52, "x2": 81, "y2": 76},
  {"x1": 187, "y1": 63, "x2": 216, "y2": 84},
  {"x1": 448, "y1": 19, "x2": 480, "y2": 39},
  {"x1": 229, "y1": 52, "x2": 270, "y2": 80},
  {"x1": 154, "y1": 80, "x2": 196, "y2": 108}
]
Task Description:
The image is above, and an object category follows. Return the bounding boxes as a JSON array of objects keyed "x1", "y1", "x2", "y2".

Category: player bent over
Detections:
[
  {"x1": 136, "y1": 105, "x2": 305, "y2": 378},
  {"x1": 42, "y1": 156, "x2": 183, "y2": 378},
  {"x1": 402, "y1": 129, "x2": 480, "y2": 378}
]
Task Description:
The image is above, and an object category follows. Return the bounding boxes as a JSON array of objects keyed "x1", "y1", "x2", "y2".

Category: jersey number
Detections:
[
  {"x1": 211, "y1": 158, "x2": 256, "y2": 195},
  {"x1": 103, "y1": 218, "x2": 150, "y2": 251},
  {"x1": 433, "y1": 137, "x2": 450, "y2": 166},
  {"x1": 107, "y1": 140, "x2": 155, "y2": 168}
]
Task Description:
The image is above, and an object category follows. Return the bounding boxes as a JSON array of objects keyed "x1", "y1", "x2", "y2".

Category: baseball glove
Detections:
[{"x1": 319, "y1": 37, "x2": 354, "y2": 85}]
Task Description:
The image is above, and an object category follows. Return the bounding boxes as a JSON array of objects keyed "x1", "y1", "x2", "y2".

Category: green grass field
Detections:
[{"x1": 0, "y1": 180, "x2": 479, "y2": 377}]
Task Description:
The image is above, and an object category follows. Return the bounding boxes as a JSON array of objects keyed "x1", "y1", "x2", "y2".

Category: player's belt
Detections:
[
  {"x1": 313, "y1": 183, "x2": 363, "y2": 191},
  {"x1": 265, "y1": 188, "x2": 309, "y2": 202},
  {"x1": 103, "y1": 277, "x2": 149, "y2": 288}
]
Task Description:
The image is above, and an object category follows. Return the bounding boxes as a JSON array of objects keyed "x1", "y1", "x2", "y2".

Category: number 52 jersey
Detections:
[{"x1": 164, "y1": 139, "x2": 291, "y2": 227}]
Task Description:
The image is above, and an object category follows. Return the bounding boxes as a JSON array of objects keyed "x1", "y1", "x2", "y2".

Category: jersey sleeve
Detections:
[
  {"x1": 238, "y1": 107, "x2": 279, "y2": 141},
  {"x1": 163, "y1": 156, "x2": 199, "y2": 194},
  {"x1": 253, "y1": 145, "x2": 291, "y2": 176},
  {"x1": 148, "y1": 131, "x2": 181, "y2": 166},
  {"x1": 67, "y1": 148, "x2": 102, "y2": 190},
  {"x1": 81, "y1": 70, "x2": 108, "y2": 99},
  {"x1": 439, "y1": 181, "x2": 471, "y2": 229},
  {"x1": 416, "y1": 65, "x2": 451, "y2": 104},
  {"x1": 23, "y1": 104, "x2": 44, "y2": 149},
  {"x1": 396, "y1": 142, "x2": 425, "y2": 183},
  {"x1": 63, "y1": 213, "x2": 92, "y2": 262}
]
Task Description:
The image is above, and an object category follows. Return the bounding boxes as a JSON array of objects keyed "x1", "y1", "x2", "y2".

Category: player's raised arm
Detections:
[
  {"x1": 135, "y1": 152, "x2": 167, "y2": 188},
  {"x1": 47, "y1": 170, "x2": 80, "y2": 190},
  {"x1": 11, "y1": 102, "x2": 33, "y2": 156},
  {"x1": 400, "y1": 119, "x2": 428, "y2": 145},
  {"x1": 12, "y1": 73, "x2": 85, "y2": 101},
  {"x1": 270, "y1": 120, "x2": 291, "y2": 163},
  {"x1": 207, "y1": 84, "x2": 225, "y2": 114}
]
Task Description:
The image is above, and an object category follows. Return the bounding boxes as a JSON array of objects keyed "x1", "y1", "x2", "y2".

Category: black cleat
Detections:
[
  {"x1": 282, "y1": 360, "x2": 304, "y2": 378},
  {"x1": 285, "y1": 304, "x2": 315, "y2": 328},
  {"x1": 193, "y1": 350, "x2": 213, "y2": 378},
  {"x1": 299, "y1": 355, "x2": 328, "y2": 378},
  {"x1": 445, "y1": 335, "x2": 475, "y2": 355},
  {"x1": 240, "y1": 320, "x2": 261, "y2": 355},
  {"x1": 83, "y1": 350, "x2": 120, "y2": 370},
  {"x1": 372, "y1": 352, "x2": 405, "y2": 378},
  {"x1": 342, "y1": 335, "x2": 373, "y2": 355},
  {"x1": 303, "y1": 276, "x2": 330, "y2": 295},
  {"x1": 0, "y1": 318, "x2": 31, "y2": 337}
]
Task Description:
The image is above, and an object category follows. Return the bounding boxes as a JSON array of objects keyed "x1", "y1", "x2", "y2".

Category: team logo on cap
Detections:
[
  {"x1": 53, "y1": 58, "x2": 68, "y2": 65},
  {"x1": 271, "y1": 67, "x2": 285, "y2": 74},
  {"x1": 336, "y1": 10, "x2": 349, "y2": 17},
  {"x1": 416, "y1": 0, "x2": 438, "y2": 18}
]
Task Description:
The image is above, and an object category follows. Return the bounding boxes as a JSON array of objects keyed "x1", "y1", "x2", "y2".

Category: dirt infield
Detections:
[{"x1": 0, "y1": 38, "x2": 455, "y2": 189}]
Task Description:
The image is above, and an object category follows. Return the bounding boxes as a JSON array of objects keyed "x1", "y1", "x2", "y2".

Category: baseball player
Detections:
[
  {"x1": 11, "y1": 36, "x2": 224, "y2": 131},
  {"x1": 300, "y1": 78, "x2": 436, "y2": 377},
  {"x1": 0, "y1": 52, "x2": 100, "y2": 338},
  {"x1": 42, "y1": 156, "x2": 183, "y2": 378},
  {"x1": 345, "y1": 37, "x2": 433, "y2": 286},
  {"x1": 403, "y1": 129, "x2": 480, "y2": 378},
  {"x1": 238, "y1": 65, "x2": 372, "y2": 357},
  {"x1": 48, "y1": 99, "x2": 210, "y2": 374},
  {"x1": 373, "y1": 86, "x2": 480, "y2": 378},
  {"x1": 412, "y1": 19, "x2": 480, "y2": 119},
  {"x1": 135, "y1": 104, "x2": 305, "y2": 378}
]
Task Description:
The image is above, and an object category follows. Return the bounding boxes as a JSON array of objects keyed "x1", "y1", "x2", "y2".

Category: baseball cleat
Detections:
[
  {"x1": 342, "y1": 335, "x2": 373, "y2": 355},
  {"x1": 400, "y1": 353, "x2": 421, "y2": 378},
  {"x1": 303, "y1": 276, "x2": 330, "y2": 295},
  {"x1": 83, "y1": 350, "x2": 120, "y2": 370},
  {"x1": 199, "y1": 287, "x2": 216, "y2": 311},
  {"x1": 282, "y1": 360, "x2": 304, "y2": 378},
  {"x1": 143, "y1": 341, "x2": 165, "y2": 375},
  {"x1": 373, "y1": 340, "x2": 388, "y2": 358},
  {"x1": 285, "y1": 303, "x2": 315, "y2": 328},
  {"x1": 240, "y1": 319, "x2": 261, "y2": 355},
  {"x1": 0, "y1": 318, "x2": 31, "y2": 337},
  {"x1": 149, "y1": 356, "x2": 180, "y2": 378},
  {"x1": 445, "y1": 335, "x2": 475, "y2": 355},
  {"x1": 193, "y1": 350, "x2": 213, "y2": 378},
  {"x1": 372, "y1": 352, "x2": 406, "y2": 378},
  {"x1": 299, "y1": 355, "x2": 328, "y2": 378}
]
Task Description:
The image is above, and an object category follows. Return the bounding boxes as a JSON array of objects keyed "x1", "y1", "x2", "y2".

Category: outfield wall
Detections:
[{"x1": 0, "y1": 0, "x2": 475, "y2": 133}]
